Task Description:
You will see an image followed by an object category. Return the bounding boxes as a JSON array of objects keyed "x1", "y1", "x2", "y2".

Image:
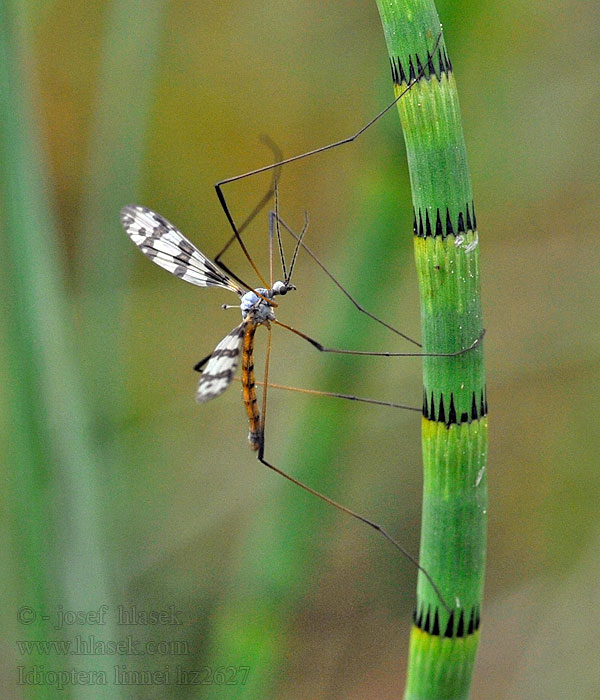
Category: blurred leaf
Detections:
[
  {"x1": 78, "y1": 0, "x2": 169, "y2": 433},
  {"x1": 0, "y1": 3, "x2": 125, "y2": 697}
]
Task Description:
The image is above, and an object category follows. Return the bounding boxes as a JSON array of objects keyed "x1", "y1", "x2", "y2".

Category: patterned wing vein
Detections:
[
  {"x1": 196, "y1": 322, "x2": 247, "y2": 403},
  {"x1": 121, "y1": 204, "x2": 242, "y2": 294}
]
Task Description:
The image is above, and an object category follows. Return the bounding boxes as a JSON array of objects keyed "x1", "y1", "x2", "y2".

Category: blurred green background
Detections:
[{"x1": 1, "y1": 1, "x2": 598, "y2": 698}]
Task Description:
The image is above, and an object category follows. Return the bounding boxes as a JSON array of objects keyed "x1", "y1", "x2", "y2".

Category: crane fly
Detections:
[
  {"x1": 120, "y1": 199, "x2": 480, "y2": 613},
  {"x1": 119, "y1": 29, "x2": 484, "y2": 612}
]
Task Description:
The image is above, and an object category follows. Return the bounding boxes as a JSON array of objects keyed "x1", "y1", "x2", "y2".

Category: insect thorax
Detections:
[
  {"x1": 240, "y1": 280, "x2": 295, "y2": 324},
  {"x1": 240, "y1": 288, "x2": 276, "y2": 324}
]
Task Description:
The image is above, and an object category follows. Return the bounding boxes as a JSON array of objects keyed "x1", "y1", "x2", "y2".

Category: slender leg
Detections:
[
  {"x1": 252, "y1": 326, "x2": 449, "y2": 609},
  {"x1": 256, "y1": 421, "x2": 449, "y2": 613},
  {"x1": 258, "y1": 324, "x2": 272, "y2": 450},
  {"x1": 273, "y1": 319, "x2": 485, "y2": 358},
  {"x1": 193, "y1": 353, "x2": 212, "y2": 373},
  {"x1": 213, "y1": 137, "x2": 284, "y2": 283},
  {"x1": 214, "y1": 33, "x2": 443, "y2": 295},
  {"x1": 253, "y1": 379, "x2": 421, "y2": 412},
  {"x1": 275, "y1": 212, "x2": 423, "y2": 346},
  {"x1": 195, "y1": 322, "x2": 482, "y2": 372}
]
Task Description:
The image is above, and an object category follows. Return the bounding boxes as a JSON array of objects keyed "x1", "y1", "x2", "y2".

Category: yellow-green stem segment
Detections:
[{"x1": 374, "y1": 2, "x2": 488, "y2": 698}]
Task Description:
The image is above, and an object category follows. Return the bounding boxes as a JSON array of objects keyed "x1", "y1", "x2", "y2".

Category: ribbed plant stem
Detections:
[{"x1": 374, "y1": 2, "x2": 488, "y2": 698}]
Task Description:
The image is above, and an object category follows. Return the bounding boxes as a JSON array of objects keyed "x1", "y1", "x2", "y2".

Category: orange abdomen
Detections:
[{"x1": 241, "y1": 324, "x2": 261, "y2": 450}]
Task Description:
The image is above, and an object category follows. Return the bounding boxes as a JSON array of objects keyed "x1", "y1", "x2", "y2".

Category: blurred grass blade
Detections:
[
  {"x1": 0, "y1": 3, "x2": 125, "y2": 697},
  {"x1": 78, "y1": 0, "x2": 168, "y2": 432}
]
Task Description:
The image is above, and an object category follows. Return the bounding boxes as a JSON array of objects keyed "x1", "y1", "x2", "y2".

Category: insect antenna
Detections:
[
  {"x1": 285, "y1": 211, "x2": 308, "y2": 285},
  {"x1": 273, "y1": 178, "x2": 289, "y2": 283}
]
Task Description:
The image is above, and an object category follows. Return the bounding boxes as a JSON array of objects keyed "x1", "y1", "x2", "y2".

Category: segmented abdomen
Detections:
[{"x1": 241, "y1": 323, "x2": 261, "y2": 451}]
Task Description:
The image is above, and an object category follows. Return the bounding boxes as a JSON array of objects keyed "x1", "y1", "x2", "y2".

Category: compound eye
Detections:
[{"x1": 272, "y1": 280, "x2": 287, "y2": 295}]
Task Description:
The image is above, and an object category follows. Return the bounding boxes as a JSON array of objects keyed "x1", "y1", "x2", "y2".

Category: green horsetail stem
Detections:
[{"x1": 375, "y1": 2, "x2": 488, "y2": 698}]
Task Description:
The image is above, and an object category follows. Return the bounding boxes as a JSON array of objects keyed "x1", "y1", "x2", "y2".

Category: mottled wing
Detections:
[
  {"x1": 121, "y1": 205, "x2": 243, "y2": 294},
  {"x1": 196, "y1": 322, "x2": 247, "y2": 403}
]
